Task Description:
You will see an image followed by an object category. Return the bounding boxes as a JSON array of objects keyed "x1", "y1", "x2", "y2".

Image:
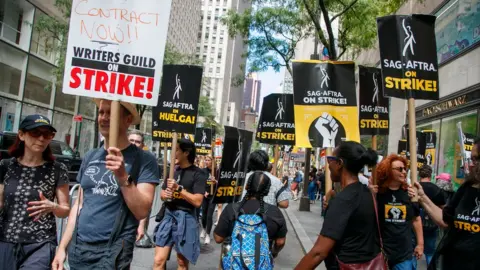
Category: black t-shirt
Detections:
[
  {"x1": 377, "y1": 188, "x2": 420, "y2": 264},
  {"x1": 0, "y1": 159, "x2": 69, "y2": 243},
  {"x1": 162, "y1": 165, "x2": 207, "y2": 213},
  {"x1": 442, "y1": 183, "x2": 480, "y2": 270},
  {"x1": 321, "y1": 182, "x2": 380, "y2": 265},
  {"x1": 214, "y1": 200, "x2": 287, "y2": 241},
  {"x1": 420, "y1": 182, "x2": 446, "y2": 231}
]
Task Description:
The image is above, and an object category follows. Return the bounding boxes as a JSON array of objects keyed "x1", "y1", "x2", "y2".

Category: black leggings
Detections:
[{"x1": 201, "y1": 197, "x2": 216, "y2": 234}]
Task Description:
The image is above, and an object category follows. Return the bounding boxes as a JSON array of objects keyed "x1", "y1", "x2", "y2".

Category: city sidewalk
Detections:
[{"x1": 282, "y1": 198, "x2": 327, "y2": 270}]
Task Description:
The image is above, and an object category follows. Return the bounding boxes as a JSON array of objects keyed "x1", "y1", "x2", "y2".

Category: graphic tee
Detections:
[
  {"x1": 162, "y1": 165, "x2": 207, "y2": 213},
  {"x1": 442, "y1": 184, "x2": 480, "y2": 270},
  {"x1": 377, "y1": 188, "x2": 419, "y2": 264},
  {"x1": 77, "y1": 145, "x2": 159, "y2": 242},
  {"x1": 214, "y1": 200, "x2": 287, "y2": 241},
  {"x1": 0, "y1": 159, "x2": 69, "y2": 243},
  {"x1": 321, "y1": 182, "x2": 380, "y2": 265}
]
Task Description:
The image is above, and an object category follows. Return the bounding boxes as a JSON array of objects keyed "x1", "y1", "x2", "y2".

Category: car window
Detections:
[
  {"x1": 50, "y1": 142, "x2": 63, "y2": 156},
  {"x1": 1, "y1": 135, "x2": 16, "y2": 150},
  {"x1": 50, "y1": 141, "x2": 75, "y2": 157}
]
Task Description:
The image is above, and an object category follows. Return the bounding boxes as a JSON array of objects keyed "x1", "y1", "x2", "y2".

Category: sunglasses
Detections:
[
  {"x1": 28, "y1": 129, "x2": 55, "y2": 139},
  {"x1": 392, "y1": 167, "x2": 407, "y2": 173},
  {"x1": 326, "y1": 156, "x2": 341, "y2": 163}
]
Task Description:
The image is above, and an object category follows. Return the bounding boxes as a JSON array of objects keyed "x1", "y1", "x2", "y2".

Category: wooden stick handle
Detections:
[
  {"x1": 372, "y1": 135, "x2": 378, "y2": 185},
  {"x1": 163, "y1": 143, "x2": 168, "y2": 181},
  {"x1": 169, "y1": 132, "x2": 178, "y2": 179},
  {"x1": 108, "y1": 101, "x2": 121, "y2": 148}
]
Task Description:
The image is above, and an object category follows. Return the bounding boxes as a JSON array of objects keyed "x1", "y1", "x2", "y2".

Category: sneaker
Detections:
[
  {"x1": 204, "y1": 234, "x2": 211, "y2": 245},
  {"x1": 200, "y1": 229, "x2": 206, "y2": 238}
]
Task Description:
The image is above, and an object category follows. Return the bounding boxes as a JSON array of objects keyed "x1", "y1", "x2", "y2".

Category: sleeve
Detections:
[
  {"x1": 277, "y1": 187, "x2": 292, "y2": 202},
  {"x1": 320, "y1": 196, "x2": 356, "y2": 241},
  {"x1": 272, "y1": 208, "x2": 288, "y2": 239},
  {"x1": 213, "y1": 204, "x2": 234, "y2": 238},
  {"x1": 192, "y1": 169, "x2": 207, "y2": 194},
  {"x1": 137, "y1": 152, "x2": 160, "y2": 185},
  {"x1": 55, "y1": 162, "x2": 70, "y2": 186}
]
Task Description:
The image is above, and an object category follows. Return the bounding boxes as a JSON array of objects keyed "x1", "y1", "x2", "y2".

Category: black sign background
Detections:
[
  {"x1": 358, "y1": 66, "x2": 389, "y2": 135},
  {"x1": 406, "y1": 129, "x2": 427, "y2": 165},
  {"x1": 377, "y1": 15, "x2": 439, "y2": 100},
  {"x1": 256, "y1": 93, "x2": 295, "y2": 145},
  {"x1": 423, "y1": 130, "x2": 437, "y2": 167},
  {"x1": 195, "y1": 127, "x2": 212, "y2": 155},
  {"x1": 152, "y1": 65, "x2": 202, "y2": 135},
  {"x1": 398, "y1": 139, "x2": 407, "y2": 156},
  {"x1": 213, "y1": 126, "x2": 253, "y2": 204}
]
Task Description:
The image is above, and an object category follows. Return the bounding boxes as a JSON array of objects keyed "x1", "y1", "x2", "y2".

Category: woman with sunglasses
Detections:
[
  {"x1": 295, "y1": 141, "x2": 382, "y2": 269},
  {"x1": 411, "y1": 137, "x2": 480, "y2": 270},
  {"x1": 375, "y1": 154, "x2": 423, "y2": 270},
  {"x1": 0, "y1": 115, "x2": 70, "y2": 269}
]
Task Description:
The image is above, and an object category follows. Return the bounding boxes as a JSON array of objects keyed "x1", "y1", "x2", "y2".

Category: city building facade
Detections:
[
  {"x1": 197, "y1": 0, "x2": 250, "y2": 127},
  {"x1": 353, "y1": 0, "x2": 480, "y2": 187},
  {"x1": 167, "y1": 0, "x2": 202, "y2": 54},
  {"x1": 243, "y1": 73, "x2": 262, "y2": 114}
]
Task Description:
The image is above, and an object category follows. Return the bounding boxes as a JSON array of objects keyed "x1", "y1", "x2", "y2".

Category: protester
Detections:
[
  {"x1": 308, "y1": 171, "x2": 317, "y2": 204},
  {"x1": 153, "y1": 138, "x2": 207, "y2": 269},
  {"x1": 412, "y1": 137, "x2": 480, "y2": 270},
  {"x1": 242, "y1": 150, "x2": 291, "y2": 208},
  {"x1": 52, "y1": 100, "x2": 159, "y2": 269},
  {"x1": 200, "y1": 155, "x2": 217, "y2": 245},
  {"x1": 295, "y1": 141, "x2": 382, "y2": 270},
  {"x1": 374, "y1": 154, "x2": 423, "y2": 270},
  {"x1": 0, "y1": 115, "x2": 70, "y2": 269},
  {"x1": 435, "y1": 172, "x2": 454, "y2": 203},
  {"x1": 214, "y1": 172, "x2": 286, "y2": 268},
  {"x1": 412, "y1": 165, "x2": 445, "y2": 268},
  {"x1": 291, "y1": 167, "x2": 303, "y2": 201},
  {"x1": 316, "y1": 169, "x2": 325, "y2": 202}
]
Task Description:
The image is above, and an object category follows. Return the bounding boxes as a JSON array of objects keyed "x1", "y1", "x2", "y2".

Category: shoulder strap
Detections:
[
  {"x1": 275, "y1": 185, "x2": 288, "y2": 201},
  {"x1": 371, "y1": 192, "x2": 384, "y2": 250}
]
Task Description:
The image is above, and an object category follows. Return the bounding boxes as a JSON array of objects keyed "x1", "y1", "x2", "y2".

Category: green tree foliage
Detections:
[{"x1": 223, "y1": 0, "x2": 409, "y2": 75}]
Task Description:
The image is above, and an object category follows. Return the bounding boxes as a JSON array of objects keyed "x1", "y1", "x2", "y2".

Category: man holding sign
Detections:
[{"x1": 52, "y1": 100, "x2": 160, "y2": 269}]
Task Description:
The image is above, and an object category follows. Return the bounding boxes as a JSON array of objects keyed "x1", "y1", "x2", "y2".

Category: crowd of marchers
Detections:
[{"x1": 0, "y1": 99, "x2": 478, "y2": 270}]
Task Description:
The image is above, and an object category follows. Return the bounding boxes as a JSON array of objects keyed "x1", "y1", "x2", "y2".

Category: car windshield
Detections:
[{"x1": 51, "y1": 141, "x2": 75, "y2": 157}]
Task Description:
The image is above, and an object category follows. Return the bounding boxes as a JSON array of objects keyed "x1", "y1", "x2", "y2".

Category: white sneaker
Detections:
[
  {"x1": 204, "y1": 234, "x2": 211, "y2": 245},
  {"x1": 200, "y1": 229, "x2": 206, "y2": 238}
]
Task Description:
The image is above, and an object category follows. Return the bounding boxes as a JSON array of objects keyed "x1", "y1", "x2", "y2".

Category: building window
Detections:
[
  {"x1": 0, "y1": 42, "x2": 25, "y2": 96},
  {"x1": 78, "y1": 96, "x2": 96, "y2": 118},
  {"x1": 216, "y1": 67, "x2": 220, "y2": 73},
  {"x1": 54, "y1": 84, "x2": 75, "y2": 112},
  {"x1": 0, "y1": 0, "x2": 23, "y2": 45},
  {"x1": 209, "y1": 67, "x2": 213, "y2": 73},
  {"x1": 24, "y1": 57, "x2": 54, "y2": 106},
  {"x1": 30, "y1": 11, "x2": 57, "y2": 63},
  {"x1": 435, "y1": 0, "x2": 480, "y2": 64}
]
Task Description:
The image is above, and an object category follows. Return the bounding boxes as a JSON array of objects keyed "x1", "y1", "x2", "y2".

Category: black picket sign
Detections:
[
  {"x1": 358, "y1": 66, "x2": 390, "y2": 136},
  {"x1": 398, "y1": 139, "x2": 407, "y2": 156},
  {"x1": 406, "y1": 129, "x2": 427, "y2": 167},
  {"x1": 377, "y1": 15, "x2": 439, "y2": 100},
  {"x1": 422, "y1": 130, "x2": 437, "y2": 167},
  {"x1": 195, "y1": 127, "x2": 213, "y2": 156},
  {"x1": 152, "y1": 65, "x2": 203, "y2": 136},
  {"x1": 256, "y1": 93, "x2": 295, "y2": 145},
  {"x1": 212, "y1": 126, "x2": 253, "y2": 204}
]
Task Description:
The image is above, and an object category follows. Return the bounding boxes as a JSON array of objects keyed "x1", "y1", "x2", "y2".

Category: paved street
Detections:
[{"x1": 131, "y1": 202, "x2": 305, "y2": 269}]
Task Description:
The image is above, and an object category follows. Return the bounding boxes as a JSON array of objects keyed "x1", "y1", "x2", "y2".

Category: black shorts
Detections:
[{"x1": 0, "y1": 240, "x2": 56, "y2": 270}]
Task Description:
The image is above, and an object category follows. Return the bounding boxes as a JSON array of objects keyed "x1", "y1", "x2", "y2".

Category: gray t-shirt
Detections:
[
  {"x1": 77, "y1": 145, "x2": 159, "y2": 242},
  {"x1": 241, "y1": 171, "x2": 292, "y2": 205}
]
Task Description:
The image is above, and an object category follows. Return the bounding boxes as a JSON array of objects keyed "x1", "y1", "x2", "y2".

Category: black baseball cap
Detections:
[{"x1": 19, "y1": 114, "x2": 57, "y2": 132}]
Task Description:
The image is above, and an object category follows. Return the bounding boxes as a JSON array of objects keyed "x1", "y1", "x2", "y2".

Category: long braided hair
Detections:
[{"x1": 238, "y1": 171, "x2": 271, "y2": 215}]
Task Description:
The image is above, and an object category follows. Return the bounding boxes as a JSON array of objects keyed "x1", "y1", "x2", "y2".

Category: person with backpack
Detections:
[
  {"x1": 154, "y1": 139, "x2": 207, "y2": 269},
  {"x1": 412, "y1": 165, "x2": 445, "y2": 268},
  {"x1": 214, "y1": 171, "x2": 287, "y2": 269},
  {"x1": 0, "y1": 115, "x2": 70, "y2": 270},
  {"x1": 295, "y1": 141, "x2": 384, "y2": 270},
  {"x1": 411, "y1": 137, "x2": 480, "y2": 270},
  {"x1": 52, "y1": 100, "x2": 160, "y2": 270}
]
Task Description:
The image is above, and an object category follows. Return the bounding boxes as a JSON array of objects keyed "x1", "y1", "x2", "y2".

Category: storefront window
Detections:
[
  {"x1": 30, "y1": 10, "x2": 57, "y2": 63},
  {"x1": 24, "y1": 57, "x2": 54, "y2": 105},
  {"x1": 52, "y1": 111, "x2": 74, "y2": 143},
  {"x1": 54, "y1": 84, "x2": 76, "y2": 112},
  {"x1": 437, "y1": 111, "x2": 477, "y2": 190},
  {"x1": 77, "y1": 119, "x2": 95, "y2": 157},
  {"x1": 0, "y1": 42, "x2": 26, "y2": 96},
  {"x1": 21, "y1": 102, "x2": 52, "y2": 124},
  {"x1": 0, "y1": 96, "x2": 20, "y2": 131},
  {"x1": 417, "y1": 120, "x2": 441, "y2": 176},
  {"x1": 436, "y1": 0, "x2": 480, "y2": 64},
  {"x1": 78, "y1": 96, "x2": 96, "y2": 118}
]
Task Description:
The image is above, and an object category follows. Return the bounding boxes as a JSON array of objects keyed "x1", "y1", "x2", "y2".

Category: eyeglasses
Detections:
[
  {"x1": 28, "y1": 129, "x2": 55, "y2": 139},
  {"x1": 392, "y1": 167, "x2": 407, "y2": 173},
  {"x1": 326, "y1": 156, "x2": 340, "y2": 163},
  {"x1": 129, "y1": 139, "x2": 143, "y2": 144}
]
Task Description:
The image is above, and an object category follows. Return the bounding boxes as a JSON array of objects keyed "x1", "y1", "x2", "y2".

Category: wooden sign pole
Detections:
[
  {"x1": 408, "y1": 98, "x2": 418, "y2": 201},
  {"x1": 109, "y1": 101, "x2": 121, "y2": 148},
  {"x1": 163, "y1": 143, "x2": 168, "y2": 181},
  {"x1": 273, "y1": 145, "x2": 279, "y2": 176},
  {"x1": 325, "y1": 147, "x2": 333, "y2": 195},
  {"x1": 372, "y1": 135, "x2": 378, "y2": 185},
  {"x1": 210, "y1": 140, "x2": 216, "y2": 195},
  {"x1": 169, "y1": 132, "x2": 178, "y2": 179}
]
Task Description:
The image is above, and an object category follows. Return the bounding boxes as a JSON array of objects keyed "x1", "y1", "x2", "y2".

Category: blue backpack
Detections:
[{"x1": 222, "y1": 204, "x2": 273, "y2": 270}]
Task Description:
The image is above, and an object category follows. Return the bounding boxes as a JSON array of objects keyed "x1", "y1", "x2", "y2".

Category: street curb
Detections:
[{"x1": 282, "y1": 207, "x2": 313, "y2": 255}]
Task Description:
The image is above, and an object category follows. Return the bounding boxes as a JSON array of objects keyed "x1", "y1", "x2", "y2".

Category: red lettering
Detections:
[
  {"x1": 146, "y1": 77, "x2": 153, "y2": 99},
  {"x1": 117, "y1": 74, "x2": 133, "y2": 96},
  {"x1": 109, "y1": 72, "x2": 117, "y2": 94},
  {"x1": 133, "y1": 76, "x2": 146, "y2": 98},
  {"x1": 83, "y1": 69, "x2": 96, "y2": 90},
  {"x1": 69, "y1": 67, "x2": 82, "y2": 88},
  {"x1": 94, "y1": 71, "x2": 109, "y2": 92}
]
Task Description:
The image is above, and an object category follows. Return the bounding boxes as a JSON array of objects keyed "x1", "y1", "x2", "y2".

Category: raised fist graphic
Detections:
[
  {"x1": 315, "y1": 112, "x2": 339, "y2": 148},
  {"x1": 426, "y1": 152, "x2": 432, "y2": 165}
]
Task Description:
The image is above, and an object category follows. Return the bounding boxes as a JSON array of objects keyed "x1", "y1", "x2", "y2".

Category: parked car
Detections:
[{"x1": 0, "y1": 131, "x2": 82, "y2": 185}]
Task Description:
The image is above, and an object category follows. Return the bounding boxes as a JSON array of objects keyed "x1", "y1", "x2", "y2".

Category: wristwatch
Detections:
[{"x1": 177, "y1": 185, "x2": 184, "y2": 193}]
